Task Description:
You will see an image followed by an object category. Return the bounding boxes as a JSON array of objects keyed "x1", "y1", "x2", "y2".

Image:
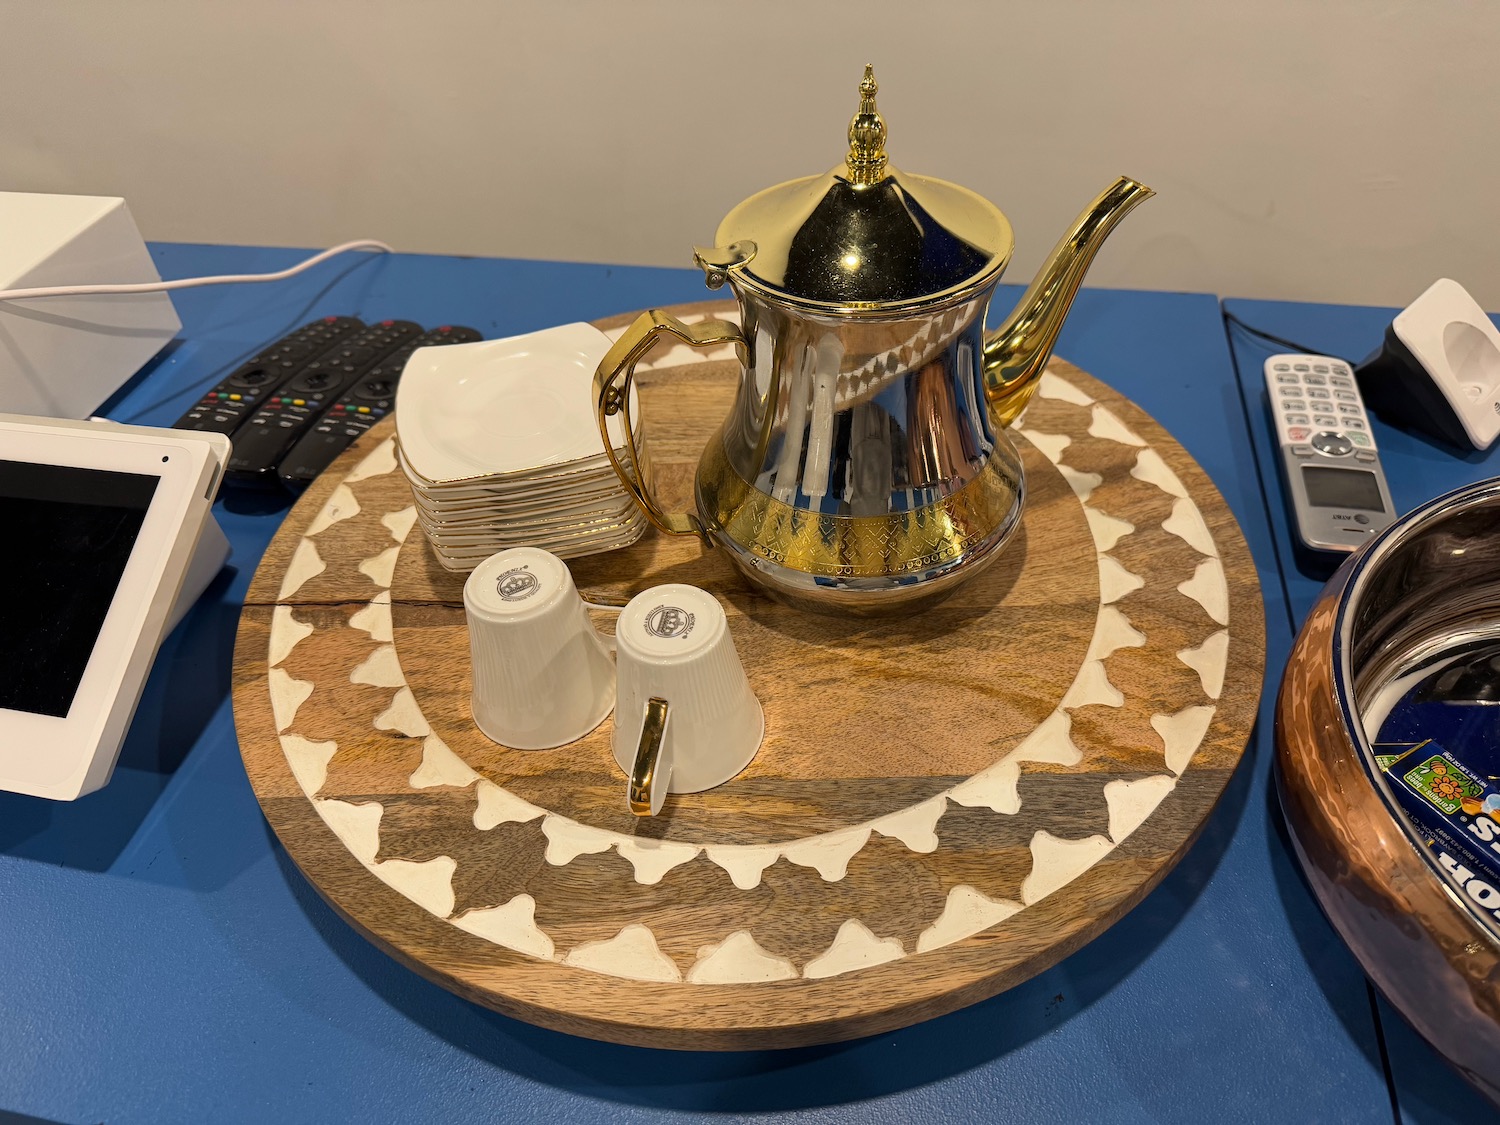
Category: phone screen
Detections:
[{"x1": 1302, "y1": 465, "x2": 1385, "y2": 512}]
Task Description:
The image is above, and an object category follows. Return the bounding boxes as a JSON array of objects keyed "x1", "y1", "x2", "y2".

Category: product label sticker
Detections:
[{"x1": 1403, "y1": 751, "x2": 1484, "y2": 816}]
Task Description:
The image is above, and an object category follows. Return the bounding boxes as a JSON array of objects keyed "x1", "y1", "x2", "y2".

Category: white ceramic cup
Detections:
[
  {"x1": 464, "y1": 547, "x2": 614, "y2": 749},
  {"x1": 611, "y1": 583, "x2": 763, "y2": 816}
]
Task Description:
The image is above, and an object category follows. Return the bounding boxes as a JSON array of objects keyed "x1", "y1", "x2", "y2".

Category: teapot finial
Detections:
[{"x1": 845, "y1": 64, "x2": 887, "y2": 185}]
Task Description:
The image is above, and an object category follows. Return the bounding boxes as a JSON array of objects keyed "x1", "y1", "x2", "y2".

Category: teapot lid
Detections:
[{"x1": 706, "y1": 66, "x2": 1014, "y2": 312}]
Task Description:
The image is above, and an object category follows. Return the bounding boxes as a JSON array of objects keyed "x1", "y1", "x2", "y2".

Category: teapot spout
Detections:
[{"x1": 983, "y1": 176, "x2": 1154, "y2": 426}]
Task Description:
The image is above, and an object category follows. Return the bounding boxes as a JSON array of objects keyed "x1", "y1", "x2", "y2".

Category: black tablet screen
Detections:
[{"x1": 0, "y1": 461, "x2": 158, "y2": 717}]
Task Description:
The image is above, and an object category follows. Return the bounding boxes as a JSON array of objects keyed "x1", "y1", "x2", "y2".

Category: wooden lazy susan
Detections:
[{"x1": 233, "y1": 301, "x2": 1265, "y2": 1049}]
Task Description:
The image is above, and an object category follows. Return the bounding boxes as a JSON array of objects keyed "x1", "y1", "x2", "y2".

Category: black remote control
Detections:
[
  {"x1": 277, "y1": 324, "x2": 482, "y2": 491},
  {"x1": 225, "y1": 319, "x2": 423, "y2": 483},
  {"x1": 173, "y1": 316, "x2": 365, "y2": 436}
]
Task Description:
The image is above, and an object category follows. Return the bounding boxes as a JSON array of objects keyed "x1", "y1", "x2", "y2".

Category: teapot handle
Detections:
[{"x1": 593, "y1": 308, "x2": 747, "y2": 545}]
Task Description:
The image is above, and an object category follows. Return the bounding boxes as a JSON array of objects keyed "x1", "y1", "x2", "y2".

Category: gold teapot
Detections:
[{"x1": 595, "y1": 66, "x2": 1153, "y2": 615}]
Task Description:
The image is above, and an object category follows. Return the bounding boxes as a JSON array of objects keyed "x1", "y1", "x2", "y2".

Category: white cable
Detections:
[{"x1": 0, "y1": 239, "x2": 394, "y2": 301}]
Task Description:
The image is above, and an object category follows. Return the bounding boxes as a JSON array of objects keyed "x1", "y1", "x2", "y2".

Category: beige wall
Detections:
[{"x1": 4, "y1": 1, "x2": 1497, "y2": 308}]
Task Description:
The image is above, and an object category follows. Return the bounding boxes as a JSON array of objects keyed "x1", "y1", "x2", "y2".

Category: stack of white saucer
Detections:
[{"x1": 395, "y1": 322, "x2": 649, "y2": 572}]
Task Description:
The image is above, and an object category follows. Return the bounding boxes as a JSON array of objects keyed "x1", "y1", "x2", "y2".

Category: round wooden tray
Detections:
[{"x1": 234, "y1": 302, "x2": 1265, "y2": 1049}]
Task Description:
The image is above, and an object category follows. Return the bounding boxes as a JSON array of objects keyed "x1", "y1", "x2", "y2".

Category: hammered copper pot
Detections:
[{"x1": 1276, "y1": 477, "x2": 1500, "y2": 1103}]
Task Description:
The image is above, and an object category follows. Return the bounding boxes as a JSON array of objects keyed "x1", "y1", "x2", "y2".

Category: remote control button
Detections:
[
  {"x1": 1288, "y1": 426, "x2": 1311, "y2": 442},
  {"x1": 1291, "y1": 444, "x2": 1314, "y2": 457},
  {"x1": 233, "y1": 367, "x2": 277, "y2": 388},
  {"x1": 1285, "y1": 413, "x2": 1309, "y2": 425},
  {"x1": 1279, "y1": 386, "x2": 1301, "y2": 396},
  {"x1": 1335, "y1": 390, "x2": 1357, "y2": 402},
  {"x1": 1345, "y1": 419, "x2": 1365, "y2": 430},
  {"x1": 1294, "y1": 363, "x2": 1310, "y2": 371},
  {"x1": 1312, "y1": 432, "x2": 1353, "y2": 456},
  {"x1": 1315, "y1": 415, "x2": 1338, "y2": 427},
  {"x1": 1348, "y1": 431, "x2": 1371, "y2": 446},
  {"x1": 1313, "y1": 364, "x2": 1329, "y2": 373},
  {"x1": 1283, "y1": 400, "x2": 1307, "y2": 412},
  {"x1": 1274, "y1": 362, "x2": 1291, "y2": 371},
  {"x1": 1276, "y1": 373, "x2": 1299, "y2": 384},
  {"x1": 1355, "y1": 451, "x2": 1377, "y2": 463},
  {"x1": 1331, "y1": 377, "x2": 1352, "y2": 388},
  {"x1": 1338, "y1": 403, "x2": 1360, "y2": 415},
  {"x1": 1307, "y1": 388, "x2": 1331, "y2": 399},
  {"x1": 1304, "y1": 375, "x2": 1327, "y2": 386}
]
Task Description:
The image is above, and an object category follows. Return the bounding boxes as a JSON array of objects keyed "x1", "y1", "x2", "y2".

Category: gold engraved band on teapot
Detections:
[
  {"x1": 593, "y1": 309, "x2": 748, "y2": 546},
  {"x1": 628, "y1": 697, "x2": 670, "y2": 817},
  {"x1": 697, "y1": 433, "x2": 1023, "y2": 579}
]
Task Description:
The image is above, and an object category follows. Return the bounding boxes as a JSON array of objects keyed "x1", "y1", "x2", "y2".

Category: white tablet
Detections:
[{"x1": 0, "y1": 414, "x2": 230, "y2": 799}]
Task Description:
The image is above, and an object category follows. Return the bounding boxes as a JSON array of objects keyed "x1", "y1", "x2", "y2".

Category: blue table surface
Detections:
[
  {"x1": 1224, "y1": 298, "x2": 1500, "y2": 1125},
  {"x1": 0, "y1": 243, "x2": 1486, "y2": 1123}
]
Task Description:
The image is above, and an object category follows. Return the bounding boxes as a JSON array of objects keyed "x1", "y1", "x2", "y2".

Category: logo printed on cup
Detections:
[
  {"x1": 644, "y1": 604, "x2": 695, "y2": 639},
  {"x1": 495, "y1": 566, "x2": 541, "y2": 602}
]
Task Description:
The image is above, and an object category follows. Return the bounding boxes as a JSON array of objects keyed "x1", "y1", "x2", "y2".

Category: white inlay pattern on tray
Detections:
[{"x1": 266, "y1": 369, "x2": 1230, "y2": 984}]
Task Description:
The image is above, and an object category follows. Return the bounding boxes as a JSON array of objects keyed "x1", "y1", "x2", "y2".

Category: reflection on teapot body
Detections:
[{"x1": 595, "y1": 66, "x2": 1153, "y2": 616}]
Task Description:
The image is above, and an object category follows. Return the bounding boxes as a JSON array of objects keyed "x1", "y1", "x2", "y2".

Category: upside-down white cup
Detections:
[
  {"x1": 464, "y1": 547, "x2": 614, "y2": 749},
  {"x1": 611, "y1": 583, "x2": 763, "y2": 816}
]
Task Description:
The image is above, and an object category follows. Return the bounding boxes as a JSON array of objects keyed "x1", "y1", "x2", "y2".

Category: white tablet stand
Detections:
[{"x1": 0, "y1": 414, "x2": 231, "y2": 799}]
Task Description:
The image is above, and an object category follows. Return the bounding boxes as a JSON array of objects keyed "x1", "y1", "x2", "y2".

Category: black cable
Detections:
[{"x1": 1223, "y1": 309, "x2": 1358, "y2": 367}]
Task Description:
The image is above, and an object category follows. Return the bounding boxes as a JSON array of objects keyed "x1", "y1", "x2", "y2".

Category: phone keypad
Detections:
[{"x1": 1267, "y1": 357, "x2": 1375, "y2": 457}]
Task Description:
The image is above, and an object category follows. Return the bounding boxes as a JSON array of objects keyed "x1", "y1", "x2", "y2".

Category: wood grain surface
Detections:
[{"x1": 233, "y1": 301, "x2": 1266, "y2": 1049}]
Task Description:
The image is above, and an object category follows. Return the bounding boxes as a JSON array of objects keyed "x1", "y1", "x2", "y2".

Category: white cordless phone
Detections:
[{"x1": 1263, "y1": 353, "x2": 1398, "y2": 553}]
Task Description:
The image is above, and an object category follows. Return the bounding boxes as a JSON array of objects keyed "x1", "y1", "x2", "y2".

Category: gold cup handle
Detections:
[
  {"x1": 593, "y1": 309, "x2": 747, "y2": 545},
  {"x1": 628, "y1": 697, "x2": 671, "y2": 817}
]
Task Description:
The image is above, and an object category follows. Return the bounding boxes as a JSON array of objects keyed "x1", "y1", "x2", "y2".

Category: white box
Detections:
[{"x1": 0, "y1": 193, "x2": 181, "y2": 418}]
